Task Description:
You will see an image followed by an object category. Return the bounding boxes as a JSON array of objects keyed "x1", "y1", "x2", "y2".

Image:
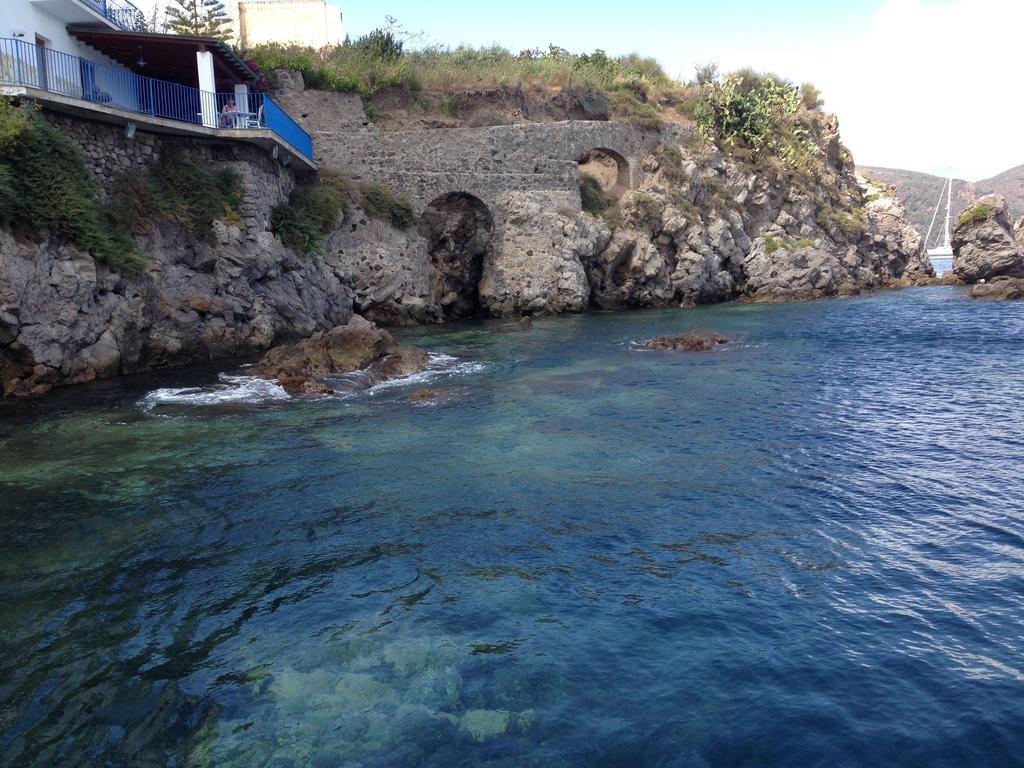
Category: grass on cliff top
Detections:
[
  {"x1": 0, "y1": 99, "x2": 144, "y2": 273},
  {"x1": 246, "y1": 38, "x2": 692, "y2": 125}
]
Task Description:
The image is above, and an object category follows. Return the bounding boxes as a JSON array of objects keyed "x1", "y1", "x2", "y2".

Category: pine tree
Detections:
[{"x1": 164, "y1": 0, "x2": 233, "y2": 41}]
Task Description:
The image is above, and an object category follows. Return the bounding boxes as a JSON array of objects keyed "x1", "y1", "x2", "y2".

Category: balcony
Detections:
[
  {"x1": 31, "y1": 0, "x2": 147, "y2": 33},
  {"x1": 80, "y1": 0, "x2": 147, "y2": 31},
  {"x1": 0, "y1": 37, "x2": 314, "y2": 166}
]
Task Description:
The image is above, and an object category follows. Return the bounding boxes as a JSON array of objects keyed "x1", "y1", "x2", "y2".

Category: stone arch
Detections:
[
  {"x1": 577, "y1": 147, "x2": 630, "y2": 195},
  {"x1": 418, "y1": 192, "x2": 495, "y2": 319}
]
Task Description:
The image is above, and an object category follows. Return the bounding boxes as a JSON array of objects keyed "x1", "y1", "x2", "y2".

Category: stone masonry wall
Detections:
[
  {"x1": 43, "y1": 112, "x2": 296, "y2": 238},
  {"x1": 273, "y1": 84, "x2": 692, "y2": 223}
]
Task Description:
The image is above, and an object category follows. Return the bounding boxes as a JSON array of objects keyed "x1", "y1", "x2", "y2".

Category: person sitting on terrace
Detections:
[{"x1": 220, "y1": 98, "x2": 238, "y2": 128}]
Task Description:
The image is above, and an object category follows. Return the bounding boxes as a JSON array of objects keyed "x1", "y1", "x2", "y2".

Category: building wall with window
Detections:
[
  {"x1": 228, "y1": 0, "x2": 343, "y2": 49},
  {"x1": 3, "y1": 0, "x2": 132, "y2": 84}
]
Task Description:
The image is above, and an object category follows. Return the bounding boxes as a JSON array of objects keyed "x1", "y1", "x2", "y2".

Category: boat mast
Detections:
[{"x1": 943, "y1": 175, "x2": 952, "y2": 250}]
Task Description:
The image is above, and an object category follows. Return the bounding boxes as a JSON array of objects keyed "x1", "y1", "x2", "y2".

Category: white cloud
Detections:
[{"x1": 820, "y1": 0, "x2": 1024, "y2": 179}]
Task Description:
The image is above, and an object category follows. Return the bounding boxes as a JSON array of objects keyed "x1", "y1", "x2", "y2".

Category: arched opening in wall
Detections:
[
  {"x1": 418, "y1": 193, "x2": 494, "y2": 319},
  {"x1": 577, "y1": 148, "x2": 630, "y2": 196}
]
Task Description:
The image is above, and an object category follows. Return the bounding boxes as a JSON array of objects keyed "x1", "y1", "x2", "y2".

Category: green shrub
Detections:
[
  {"x1": 608, "y1": 89, "x2": 662, "y2": 128},
  {"x1": 270, "y1": 170, "x2": 349, "y2": 255},
  {"x1": 694, "y1": 69, "x2": 822, "y2": 180},
  {"x1": 693, "y1": 62, "x2": 719, "y2": 86},
  {"x1": 0, "y1": 105, "x2": 144, "y2": 272},
  {"x1": 109, "y1": 158, "x2": 241, "y2": 243},
  {"x1": 817, "y1": 206, "x2": 867, "y2": 240},
  {"x1": 580, "y1": 173, "x2": 616, "y2": 216},
  {"x1": 958, "y1": 204, "x2": 993, "y2": 226},
  {"x1": 764, "y1": 235, "x2": 782, "y2": 254},
  {"x1": 360, "y1": 183, "x2": 416, "y2": 229},
  {"x1": 0, "y1": 164, "x2": 16, "y2": 225},
  {"x1": 800, "y1": 82, "x2": 824, "y2": 111},
  {"x1": 654, "y1": 144, "x2": 686, "y2": 185},
  {"x1": 630, "y1": 193, "x2": 664, "y2": 229},
  {"x1": 353, "y1": 28, "x2": 404, "y2": 62}
]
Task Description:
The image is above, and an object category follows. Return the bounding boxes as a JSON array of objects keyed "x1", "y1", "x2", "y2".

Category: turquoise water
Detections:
[{"x1": 2, "y1": 287, "x2": 1023, "y2": 767}]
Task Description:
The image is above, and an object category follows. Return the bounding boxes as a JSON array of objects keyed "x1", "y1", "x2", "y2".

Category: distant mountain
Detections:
[{"x1": 859, "y1": 164, "x2": 1024, "y2": 245}]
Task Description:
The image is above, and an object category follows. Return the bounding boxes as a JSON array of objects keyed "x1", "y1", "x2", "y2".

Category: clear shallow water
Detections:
[{"x1": 1, "y1": 287, "x2": 1023, "y2": 767}]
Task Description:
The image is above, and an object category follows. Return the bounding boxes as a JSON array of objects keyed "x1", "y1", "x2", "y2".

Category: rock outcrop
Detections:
[
  {"x1": 0, "y1": 223, "x2": 352, "y2": 398},
  {"x1": 969, "y1": 276, "x2": 1024, "y2": 301},
  {"x1": 952, "y1": 194, "x2": 1024, "y2": 283},
  {"x1": 252, "y1": 314, "x2": 428, "y2": 393},
  {"x1": 642, "y1": 331, "x2": 728, "y2": 351}
]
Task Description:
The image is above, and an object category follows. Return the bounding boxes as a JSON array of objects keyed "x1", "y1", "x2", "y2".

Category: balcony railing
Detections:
[
  {"x1": 0, "y1": 38, "x2": 313, "y2": 162},
  {"x1": 79, "y1": 0, "x2": 147, "y2": 32}
]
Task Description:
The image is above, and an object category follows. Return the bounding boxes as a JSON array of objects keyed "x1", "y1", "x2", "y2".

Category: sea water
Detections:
[
  {"x1": 930, "y1": 256, "x2": 953, "y2": 276},
  {"x1": 1, "y1": 287, "x2": 1022, "y2": 767}
]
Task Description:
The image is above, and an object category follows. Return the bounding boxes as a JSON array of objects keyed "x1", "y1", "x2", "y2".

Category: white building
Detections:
[
  {"x1": 1, "y1": 0, "x2": 315, "y2": 167},
  {"x1": 226, "y1": 0, "x2": 344, "y2": 49}
]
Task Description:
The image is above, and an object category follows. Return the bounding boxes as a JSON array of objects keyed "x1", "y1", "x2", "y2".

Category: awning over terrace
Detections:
[{"x1": 66, "y1": 27, "x2": 257, "y2": 88}]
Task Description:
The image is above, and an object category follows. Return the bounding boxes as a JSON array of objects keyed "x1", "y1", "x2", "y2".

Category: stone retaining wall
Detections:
[
  {"x1": 273, "y1": 85, "x2": 693, "y2": 224},
  {"x1": 42, "y1": 111, "x2": 296, "y2": 238}
]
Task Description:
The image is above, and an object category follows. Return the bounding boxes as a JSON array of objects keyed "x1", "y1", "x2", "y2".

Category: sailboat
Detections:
[{"x1": 925, "y1": 175, "x2": 954, "y2": 258}]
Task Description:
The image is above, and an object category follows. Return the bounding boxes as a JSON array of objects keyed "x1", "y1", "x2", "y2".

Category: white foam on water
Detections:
[
  {"x1": 139, "y1": 374, "x2": 291, "y2": 411},
  {"x1": 138, "y1": 353, "x2": 485, "y2": 411},
  {"x1": 363, "y1": 353, "x2": 488, "y2": 394}
]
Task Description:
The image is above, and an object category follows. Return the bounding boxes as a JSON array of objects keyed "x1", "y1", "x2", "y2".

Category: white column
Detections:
[
  {"x1": 234, "y1": 82, "x2": 250, "y2": 126},
  {"x1": 196, "y1": 49, "x2": 216, "y2": 128}
]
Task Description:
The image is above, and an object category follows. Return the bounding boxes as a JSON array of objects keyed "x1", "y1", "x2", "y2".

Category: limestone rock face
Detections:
[
  {"x1": 568, "y1": 142, "x2": 928, "y2": 310},
  {"x1": 952, "y1": 194, "x2": 1024, "y2": 283},
  {"x1": 0, "y1": 224, "x2": 352, "y2": 398},
  {"x1": 252, "y1": 314, "x2": 428, "y2": 392},
  {"x1": 323, "y1": 214, "x2": 440, "y2": 327},
  {"x1": 479, "y1": 191, "x2": 609, "y2": 317}
]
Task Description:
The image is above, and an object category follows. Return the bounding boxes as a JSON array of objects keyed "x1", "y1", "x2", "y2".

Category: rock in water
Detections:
[
  {"x1": 410, "y1": 388, "x2": 439, "y2": 400},
  {"x1": 969, "y1": 276, "x2": 1024, "y2": 301},
  {"x1": 642, "y1": 331, "x2": 728, "y2": 351},
  {"x1": 276, "y1": 376, "x2": 335, "y2": 396},
  {"x1": 253, "y1": 314, "x2": 429, "y2": 394},
  {"x1": 952, "y1": 195, "x2": 1024, "y2": 283}
]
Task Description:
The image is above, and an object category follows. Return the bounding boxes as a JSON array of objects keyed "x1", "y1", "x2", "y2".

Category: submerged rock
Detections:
[
  {"x1": 969, "y1": 276, "x2": 1024, "y2": 301},
  {"x1": 410, "y1": 388, "x2": 439, "y2": 400},
  {"x1": 952, "y1": 194, "x2": 1024, "y2": 283},
  {"x1": 642, "y1": 331, "x2": 728, "y2": 351},
  {"x1": 253, "y1": 314, "x2": 428, "y2": 394}
]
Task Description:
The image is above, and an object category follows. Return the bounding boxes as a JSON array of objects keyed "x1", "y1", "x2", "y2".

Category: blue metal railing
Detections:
[
  {"x1": 79, "y1": 0, "x2": 147, "y2": 32},
  {"x1": 0, "y1": 38, "x2": 314, "y2": 162}
]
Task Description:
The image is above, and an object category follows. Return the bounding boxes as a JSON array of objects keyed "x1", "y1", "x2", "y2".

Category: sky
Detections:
[{"x1": 147, "y1": 0, "x2": 1024, "y2": 180}]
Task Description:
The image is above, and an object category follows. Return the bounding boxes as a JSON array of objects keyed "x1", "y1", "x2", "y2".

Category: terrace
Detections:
[{"x1": 0, "y1": 31, "x2": 315, "y2": 169}]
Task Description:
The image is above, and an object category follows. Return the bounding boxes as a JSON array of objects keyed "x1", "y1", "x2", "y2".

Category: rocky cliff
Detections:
[
  {"x1": 952, "y1": 194, "x2": 1024, "y2": 282},
  {"x1": 1, "y1": 85, "x2": 931, "y2": 397},
  {"x1": 951, "y1": 194, "x2": 1024, "y2": 295}
]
